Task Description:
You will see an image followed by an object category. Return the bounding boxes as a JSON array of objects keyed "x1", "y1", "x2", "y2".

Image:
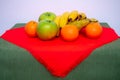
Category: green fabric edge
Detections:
[{"x1": 12, "y1": 22, "x2": 110, "y2": 28}]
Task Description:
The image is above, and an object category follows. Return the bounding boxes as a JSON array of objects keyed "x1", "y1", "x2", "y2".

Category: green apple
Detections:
[
  {"x1": 38, "y1": 12, "x2": 56, "y2": 22},
  {"x1": 37, "y1": 20, "x2": 58, "y2": 40}
]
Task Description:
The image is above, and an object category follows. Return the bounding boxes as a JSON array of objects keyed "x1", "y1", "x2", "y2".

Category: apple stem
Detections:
[
  {"x1": 47, "y1": 14, "x2": 50, "y2": 16},
  {"x1": 47, "y1": 20, "x2": 51, "y2": 23}
]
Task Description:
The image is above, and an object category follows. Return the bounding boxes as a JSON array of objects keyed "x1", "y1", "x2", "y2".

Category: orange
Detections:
[
  {"x1": 85, "y1": 22, "x2": 103, "y2": 38},
  {"x1": 60, "y1": 25, "x2": 79, "y2": 41},
  {"x1": 25, "y1": 20, "x2": 38, "y2": 37}
]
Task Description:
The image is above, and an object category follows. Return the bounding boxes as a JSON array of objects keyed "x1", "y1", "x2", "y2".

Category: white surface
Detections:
[{"x1": 0, "y1": 0, "x2": 120, "y2": 36}]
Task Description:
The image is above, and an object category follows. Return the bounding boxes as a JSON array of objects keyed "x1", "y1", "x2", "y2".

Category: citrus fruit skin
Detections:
[
  {"x1": 37, "y1": 20, "x2": 58, "y2": 40},
  {"x1": 25, "y1": 21, "x2": 38, "y2": 37},
  {"x1": 85, "y1": 22, "x2": 103, "y2": 38},
  {"x1": 60, "y1": 25, "x2": 79, "y2": 41}
]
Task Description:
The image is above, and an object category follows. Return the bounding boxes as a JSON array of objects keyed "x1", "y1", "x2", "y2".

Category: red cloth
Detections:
[{"x1": 1, "y1": 26, "x2": 119, "y2": 77}]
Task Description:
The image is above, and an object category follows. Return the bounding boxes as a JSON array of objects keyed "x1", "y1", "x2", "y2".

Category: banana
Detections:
[
  {"x1": 54, "y1": 15, "x2": 61, "y2": 37},
  {"x1": 78, "y1": 12, "x2": 87, "y2": 20},
  {"x1": 68, "y1": 10, "x2": 79, "y2": 22},
  {"x1": 54, "y1": 15, "x2": 61, "y2": 27},
  {"x1": 68, "y1": 19, "x2": 90, "y2": 31},
  {"x1": 59, "y1": 12, "x2": 69, "y2": 28}
]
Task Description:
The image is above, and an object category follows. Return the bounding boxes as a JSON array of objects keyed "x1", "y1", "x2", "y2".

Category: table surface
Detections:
[{"x1": 0, "y1": 23, "x2": 120, "y2": 80}]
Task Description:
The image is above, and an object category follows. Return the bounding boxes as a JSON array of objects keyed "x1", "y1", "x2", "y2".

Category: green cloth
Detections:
[{"x1": 0, "y1": 23, "x2": 120, "y2": 80}]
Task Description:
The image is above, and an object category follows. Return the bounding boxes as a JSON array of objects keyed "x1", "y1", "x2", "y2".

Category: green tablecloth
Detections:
[{"x1": 0, "y1": 23, "x2": 120, "y2": 80}]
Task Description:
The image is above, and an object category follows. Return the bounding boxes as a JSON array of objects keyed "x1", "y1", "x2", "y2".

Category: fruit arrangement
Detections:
[{"x1": 24, "y1": 10, "x2": 103, "y2": 41}]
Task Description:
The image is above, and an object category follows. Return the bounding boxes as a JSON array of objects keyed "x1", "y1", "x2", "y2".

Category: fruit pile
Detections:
[{"x1": 24, "y1": 10, "x2": 103, "y2": 41}]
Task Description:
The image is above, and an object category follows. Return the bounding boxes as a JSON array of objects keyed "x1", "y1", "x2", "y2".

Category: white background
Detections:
[{"x1": 0, "y1": 0, "x2": 120, "y2": 36}]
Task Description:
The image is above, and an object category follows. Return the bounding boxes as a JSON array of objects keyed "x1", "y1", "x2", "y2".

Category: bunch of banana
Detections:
[
  {"x1": 67, "y1": 11, "x2": 89, "y2": 31},
  {"x1": 54, "y1": 10, "x2": 98, "y2": 31},
  {"x1": 54, "y1": 15, "x2": 61, "y2": 27},
  {"x1": 54, "y1": 15, "x2": 61, "y2": 37},
  {"x1": 68, "y1": 18, "x2": 99, "y2": 31},
  {"x1": 59, "y1": 12, "x2": 70, "y2": 28},
  {"x1": 54, "y1": 12, "x2": 69, "y2": 28},
  {"x1": 54, "y1": 11, "x2": 78, "y2": 28},
  {"x1": 68, "y1": 18, "x2": 90, "y2": 30},
  {"x1": 78, "y1": 12, "x2": 87, "y2": 20},
  {"x1": 68, "y1": 10, "x2": 79, "y2": 22},
  {"x1": 68, "y1": 11, "x2": 88, "y2": 22}
]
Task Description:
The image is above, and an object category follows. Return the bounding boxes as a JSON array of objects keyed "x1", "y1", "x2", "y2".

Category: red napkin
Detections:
[{"x1": 1, "y1": 26, "x2": 119, "y2": 77}]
